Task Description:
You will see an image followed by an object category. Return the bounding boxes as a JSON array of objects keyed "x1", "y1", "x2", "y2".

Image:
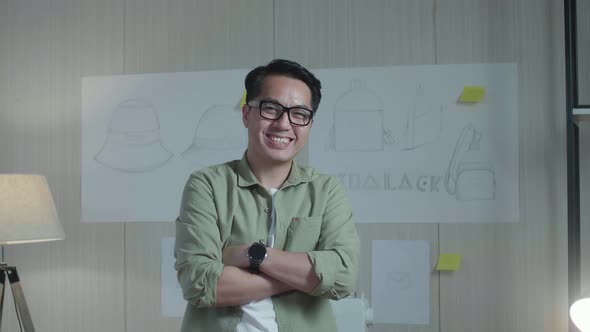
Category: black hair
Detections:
[{"x1": 244, "y1": 59, "x2": 322, "y2": 112}]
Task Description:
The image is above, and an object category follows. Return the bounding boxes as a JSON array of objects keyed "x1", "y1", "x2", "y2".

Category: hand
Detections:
[{"x1": 222, "y1": 244, "x2": 250, "y2": 268}]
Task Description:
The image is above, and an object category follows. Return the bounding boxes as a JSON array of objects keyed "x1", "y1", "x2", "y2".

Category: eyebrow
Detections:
[{"x1": 262, "y1": 98, "x2": 312, "y2": 110}]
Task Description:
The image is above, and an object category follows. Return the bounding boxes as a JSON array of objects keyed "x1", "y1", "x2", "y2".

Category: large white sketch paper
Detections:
[
  {"x1": 310, "y1": 63, "x2": 519, "y2": 223},
  {"x1": 182, "y1": 104, "x2": 246, "y2": 169},
  {"x1": 403, "y1": 84, "x2": 443, "y2": 151},
  {"x1": 328, "y1": 80, "x2": 394, "y2": 152},
  {"x1": 83, "y1": 64, "x2": 517, "y2": 223},
  {"x1": 445, "y1": 123, "x2": 495, "y2": 201},
  {"x1": 82, "y1": 69, "x2": 248, "y2": 222},
  {"x1": 94, "y1": 99, "x2": 173, "y2": 172}
]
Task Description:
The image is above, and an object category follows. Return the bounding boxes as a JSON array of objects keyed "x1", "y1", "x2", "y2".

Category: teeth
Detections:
[{"x1": 270, "y1": 136, "x2": 290, "y2": 144}]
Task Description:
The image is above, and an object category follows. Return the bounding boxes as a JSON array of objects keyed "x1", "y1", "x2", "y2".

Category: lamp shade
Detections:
[
  {"x1": 570, "y1": 296, "x2": 590, "y2": 332},
  {"x1": 0, "y1": 174, "x2": 65, "y2": 245}
]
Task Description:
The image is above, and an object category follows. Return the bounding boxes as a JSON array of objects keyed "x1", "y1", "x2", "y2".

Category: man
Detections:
[{"x1": 175, "y1": 59, "x2": 360, "y2": 332}]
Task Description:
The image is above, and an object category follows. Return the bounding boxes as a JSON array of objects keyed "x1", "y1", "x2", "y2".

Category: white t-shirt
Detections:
[{"x1": 235, "y1": 188, "x2": 279, "y2": 332}]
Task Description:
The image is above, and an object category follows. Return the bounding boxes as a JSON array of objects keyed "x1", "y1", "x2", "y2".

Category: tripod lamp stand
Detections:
[{"x1": 0, "y1": 174, "x2": 65, "y2": 332}]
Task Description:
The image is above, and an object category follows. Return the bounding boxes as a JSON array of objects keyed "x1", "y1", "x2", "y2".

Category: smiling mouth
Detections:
[{"x1": 267, "y1": 134, "x2": 292, "y2": 144}]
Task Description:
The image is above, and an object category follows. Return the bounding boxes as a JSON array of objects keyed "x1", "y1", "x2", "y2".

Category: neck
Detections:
[{"x1": 246, "y1": 151, "x2": 292, "y2": 189}]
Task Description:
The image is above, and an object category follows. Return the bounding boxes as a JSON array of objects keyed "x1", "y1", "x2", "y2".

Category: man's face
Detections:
[{"x1": 242, "y1": 75, "x2": 313, "y2": 166}]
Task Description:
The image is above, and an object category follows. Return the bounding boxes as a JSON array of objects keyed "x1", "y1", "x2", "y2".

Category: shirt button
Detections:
[{"x1": 264, "y1": 208, "x2": 270, "y2": 213}]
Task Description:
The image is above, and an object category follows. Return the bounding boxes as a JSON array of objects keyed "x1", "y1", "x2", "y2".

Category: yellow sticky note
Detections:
[
  {"x1": 239, "y1": 90, "x2": 247, "y2": 108},
  {"x1": 436, "y1": 253, "x2": 462, "y2": 271},
  {"x1": 459, "y1": 86, "x2": 485, "y2": 103}
]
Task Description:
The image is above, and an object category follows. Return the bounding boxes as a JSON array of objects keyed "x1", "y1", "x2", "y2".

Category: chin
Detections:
[
  {"x1": 260, "y1": 145, "x2": 296, "y2": 162},
  {"x1": 260, "y1": 148, "x2": 294, "y2": 163},
  {"x1": 267, "y1": 153, "x2": 294, "y2": 164}
]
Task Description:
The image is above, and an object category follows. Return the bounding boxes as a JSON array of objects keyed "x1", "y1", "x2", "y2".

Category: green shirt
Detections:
[{"x1": 174, "y1": 155, "x2": 360, "y2": 332}]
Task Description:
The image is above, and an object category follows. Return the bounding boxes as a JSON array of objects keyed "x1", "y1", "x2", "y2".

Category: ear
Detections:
[{"x1": 241, "y1": 104, "x2": 250, "y2": 128}]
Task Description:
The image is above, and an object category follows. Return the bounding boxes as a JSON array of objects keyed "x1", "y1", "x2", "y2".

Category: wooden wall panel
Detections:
[
  {"x1": 356, "y1": 224, "x2": 440, "y2": 332},
  {"x1": 580, "y1": 122, "x2": 590, "y2": 299},
  {"x1": 125, "y1": 224, "x2": 180, "y2": 331},
  {"x1": 578, "y1": 2, "x2": 590, "y2": 292},
  {"x1": 0, "y1": 0, "x2": 126, "y2": 331},
  {"x1": 578, "y1": 0, "x2": 590, "y2": 105},
  {"x1": 435, "y1": 0, "x2": 519, "y2": 63},
  {"x1": 0, "y1": 0, "x2": 572, "y2": 331},
  {"x1": 122, "y1": 0, "x2": 273, "y2": 330},
  {"x1": 436, "y1": 1, "x2": 568, "y2": 332},
  {"x1": 274, "y1": 0, "x2": 436, "y2": 68},
  {"x1": 575, "y1": 0, "x2": 590, "y2": 317},
  {"x1": 0, "y1": 0, "x2": 11, "y2": 161},
  {"x1": 275, "y1": 2, "x2": 440, "y2": 332},
  {"x1": 124, "y1": 0, "x2": 274, "y2": 74}
]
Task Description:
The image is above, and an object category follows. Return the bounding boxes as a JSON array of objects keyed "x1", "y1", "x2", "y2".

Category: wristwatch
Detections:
[{"x1": 247, "y1": 240, "x2": 267, "y2": 273}]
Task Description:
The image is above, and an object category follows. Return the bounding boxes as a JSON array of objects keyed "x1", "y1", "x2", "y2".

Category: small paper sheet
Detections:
[{"x1": 371, "y1": 240, "x2": 430, "y2": 325}]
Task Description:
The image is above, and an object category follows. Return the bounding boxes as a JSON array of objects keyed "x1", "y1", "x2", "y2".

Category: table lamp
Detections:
[
  {"x1": 571, "y1": 295, "x2": 590, "y2": 332},
  {"x1": 0, "y1": 174, "x2": 65, "y2": 332}
]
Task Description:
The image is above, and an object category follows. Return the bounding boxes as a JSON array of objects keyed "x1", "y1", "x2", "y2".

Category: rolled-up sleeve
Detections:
[
  {"x1": 307, "y1": 178, "x2": 360, "y2": 300},
  {"x1": 174, "y1": 172, "x2": 224, "y2": 308}
]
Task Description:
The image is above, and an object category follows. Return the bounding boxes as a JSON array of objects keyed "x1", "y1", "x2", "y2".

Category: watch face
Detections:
[{"x1": 248, "y1": 243, "x2": 266, "y2": 260}]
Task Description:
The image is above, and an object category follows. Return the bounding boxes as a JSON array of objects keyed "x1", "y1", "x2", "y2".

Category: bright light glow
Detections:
[
  {"x1": 0, "y1": 174, "x2": 65, "y2": 245},
  {"x1": 570, "y1": 297, "x2": 590, "y2": 332}
]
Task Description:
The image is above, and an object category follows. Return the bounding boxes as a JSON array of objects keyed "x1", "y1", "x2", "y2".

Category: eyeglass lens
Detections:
[{"x1": 259, "y1": 101, "x2": 313, "y2": 126}]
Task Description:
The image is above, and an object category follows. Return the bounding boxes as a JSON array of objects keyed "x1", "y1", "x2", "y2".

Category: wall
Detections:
[
  {"x1": 578, "y1": 0, "x2": 590, "y2": 316},
  {"x1": 0, "y1": 0, "x2": 568, "y2": 331},
  {"x1": 578, "y1": 0, "x2": 589, "y2": 105}
]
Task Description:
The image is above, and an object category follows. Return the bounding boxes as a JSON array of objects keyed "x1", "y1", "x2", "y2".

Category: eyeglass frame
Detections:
[{"x1": 247, "y1": 99, "x2": 315, "y2": 126}]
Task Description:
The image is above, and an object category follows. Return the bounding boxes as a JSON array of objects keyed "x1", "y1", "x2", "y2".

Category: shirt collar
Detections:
[
  {"x1": 236, "y1": 153, "x2": 259, "y2": 187},
  {"x1": 236, "y1": 152, "x2": 314, "y2": 188}
]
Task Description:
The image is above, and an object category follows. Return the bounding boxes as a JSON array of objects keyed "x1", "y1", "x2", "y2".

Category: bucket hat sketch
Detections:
[
  {"x1": 328, "y1": 80, "x2": 394, "y2": 152},
  {"x1": 182, "y1": 104, "x2": 246, "y2": 167},
  {"x1": 94, "y1": 99, "x2": 173, "y2": 172},
  {"x1": 444, "y1": 123, "x2": 495, "y2": 201}
]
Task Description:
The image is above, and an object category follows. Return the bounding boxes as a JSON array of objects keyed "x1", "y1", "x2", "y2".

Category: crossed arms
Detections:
[
  {"x1": 215, "y1": 246, "x2": 320, "y2": 306},
  {"x1": 174, "y1": 172, "x2": 360, "y2": 308}
]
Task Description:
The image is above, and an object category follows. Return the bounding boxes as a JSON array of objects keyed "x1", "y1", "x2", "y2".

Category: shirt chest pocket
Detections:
[{"x1": 283, "y1": 216, "x2": 322, "y2": 252}]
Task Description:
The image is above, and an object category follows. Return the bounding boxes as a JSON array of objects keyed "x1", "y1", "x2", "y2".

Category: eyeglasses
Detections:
[{"x1": 248, "y1": 100, "x2": 314, "y2": 126}]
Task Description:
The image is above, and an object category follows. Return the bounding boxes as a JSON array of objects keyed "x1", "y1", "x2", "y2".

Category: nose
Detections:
[{"x1": 273, "y1": 110, "x2": 291, "y2": 128}]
